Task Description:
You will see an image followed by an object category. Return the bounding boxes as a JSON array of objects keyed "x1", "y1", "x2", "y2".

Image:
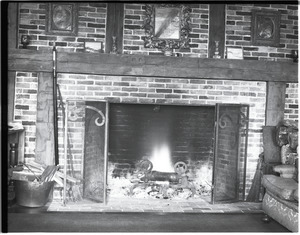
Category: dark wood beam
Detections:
[
  {"x1": 263, "y1": 82, "x2": 287, "y2": 165},
  {"x1": 265, "y1": 82, "x2": 286, "y2": 126},
  {"x1": 209, "y1": 4, "x2": 225, "y2": 58},
  {"x1": 35, "y1": 72, "x2": 55, "y2": 166},
  {"x1": 7, "y1": 2, "x2": 18, "y2": 49},
  {"x1": 7, "y1": 72, "x2": 16, "y2": 123},
  {"x1": 7, "y1": 49, "x2": 298, "y2": 82},
  {"x1": 6, "y1": 3, "x2": 19, "y2": 123},
  {"x1": 8, "y1": 49, "x2": 53, "y2": 72},
  {"x1": 105, "y1": 3, "x2": 124, "y2": 54}
]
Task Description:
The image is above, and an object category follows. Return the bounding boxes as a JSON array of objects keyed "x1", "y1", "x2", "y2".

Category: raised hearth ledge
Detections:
[{"x1": 8, "y1": 48, "x2": 298, "y2": 82}]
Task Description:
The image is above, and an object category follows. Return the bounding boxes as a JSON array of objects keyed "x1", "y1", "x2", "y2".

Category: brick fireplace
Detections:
[
  {"x1": 12, "y1": 57, "x2": 298, "y2": 204},
  {"x1": 13, "y1": 66, "x2": 298, "y2": 178},
  {"x1": 82, "y1": 101, "x2": 217, "y2": 203},
  {"x1": 48, "y1": 70, "x2": 259, "y2": 204},
  {"x1": 63, "y1": 99, "x2": 249, "y2": 204},
  {"x1": 4, "y1": 1, "x2": 298, "y2": 214}
]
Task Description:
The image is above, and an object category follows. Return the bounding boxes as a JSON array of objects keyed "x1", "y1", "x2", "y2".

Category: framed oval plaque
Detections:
[{"x1": 46, "y1": 3, "x2": 78, "y2": 36}]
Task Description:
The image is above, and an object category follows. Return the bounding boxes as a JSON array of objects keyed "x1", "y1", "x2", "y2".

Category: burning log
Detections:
[
  {"x1": 128, "y1": 159, "x2": 199, "y2": 198},
  {"x1": 142, "y1": 171, "x2": 179, "y2": 183}
]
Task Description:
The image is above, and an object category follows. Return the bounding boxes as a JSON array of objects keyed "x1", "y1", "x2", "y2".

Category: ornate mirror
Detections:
[{"x1": 143, "y1": 4, "x2": 191, "y2": 52}]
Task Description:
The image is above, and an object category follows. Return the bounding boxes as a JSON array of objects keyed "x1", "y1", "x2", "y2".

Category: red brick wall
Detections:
[
  {"x1": 18, "y1": 2, "x2": 107, "y2": 52},
  {"x1": 13, "y1": 72, "x2": 38, "y2": 159},
  {"x1": 123, "y1": 3, "x2": 209, "y2": 57},
  {"x1": 18, "y1": 3, "x2": 298, "y2": 61},
  {"x1": 108, "y1": 103, "x2": 215, "y2": 164},
  {"x1": 226, "y1": 4, "x2": 298, "y2": 62},
  {"x1": 17, "y1": 2, "x2": 298, "y2": 117},
  {"x1": 285, "y1": 83, "x2": 298, "y2": 121}
]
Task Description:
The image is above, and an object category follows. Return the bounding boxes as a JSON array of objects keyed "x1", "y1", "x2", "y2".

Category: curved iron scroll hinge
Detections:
[
  {"x1": 218, "y1": 112, "x2": 233, "y2": 129},
  {"x1": 85, "y1": 105, "x2": 106, "y2": 127}
]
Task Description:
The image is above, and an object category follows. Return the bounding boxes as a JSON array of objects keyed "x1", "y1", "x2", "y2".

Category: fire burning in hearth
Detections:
[
  {"x1": 149, "y1": 144, "x2": 174, "y2": 173},
  {"x1": 107, "y1": 157, "x2": 212, "y2": 200}
]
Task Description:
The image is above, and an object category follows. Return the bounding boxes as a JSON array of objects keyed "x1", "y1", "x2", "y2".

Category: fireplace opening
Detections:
[
  {"x1": 107, "y1": 103, "x2": 215, "y2": 201},
  {"x1": 65, "y1": 100, "x2": 249, "y2": 204}
]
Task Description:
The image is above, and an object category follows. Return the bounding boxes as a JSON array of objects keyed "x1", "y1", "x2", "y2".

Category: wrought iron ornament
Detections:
[
  {"x1": 68, "y1": 105, "x2": 84, "y2": 121},
  {"x1": 217, "y1": 108, "x2": 249, "y2": 148},
  {"x1": 86, "y1": 106, "x2": 106, "y2": 127},
  {"x1": 143, "y1": 4, "x2": 191, "y2": 51},
  {"x1": 68, "y1": 105, "x2": 105, "y2": 126},
  {"x1": 68, "y1": 103, "x2": 105, "y2": 127}
]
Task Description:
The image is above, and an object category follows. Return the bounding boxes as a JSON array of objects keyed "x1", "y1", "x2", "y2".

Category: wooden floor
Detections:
[{"x1": 5, "y1": 212, "x2": 290, "y2": 232}]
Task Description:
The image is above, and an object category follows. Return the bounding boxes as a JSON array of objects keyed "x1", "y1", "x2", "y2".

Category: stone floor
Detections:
[{"x1": 47, "y1": 195, "x2": 263, "y2": 213}]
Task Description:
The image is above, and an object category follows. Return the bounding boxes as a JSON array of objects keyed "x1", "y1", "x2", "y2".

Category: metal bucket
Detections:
[{"x1": 14, "y1": 180, "x2": 54, "y2": 207}]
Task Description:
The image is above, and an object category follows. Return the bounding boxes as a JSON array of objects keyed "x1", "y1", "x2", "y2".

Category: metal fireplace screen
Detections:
[
  {"x1": 63, "y1": 100, "x2": 109, "y2": 204},
  {"x1": 62, "y1": 101, "x2": 248, "y2": 204},
  {"x1": 212, "y1": 103, "x2": 249, "y2": 204},
  {"x1": 83, "y1": 101, "x2": 108, "y2": 202}
]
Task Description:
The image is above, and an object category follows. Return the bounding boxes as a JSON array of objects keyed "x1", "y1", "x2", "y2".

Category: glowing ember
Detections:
[
  {"x1": 106, "y1": 160, "x2": 212, "y2": 200},
  {"x1": 149, "y1": 145, "x2": 174, "y2": 172},
  {"x1": 193, "y1": 162, "x2": 212, "y2": 195}
]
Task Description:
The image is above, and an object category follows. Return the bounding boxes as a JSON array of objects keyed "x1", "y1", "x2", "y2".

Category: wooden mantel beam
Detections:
[
  {"x1": 8, "y1": 49, "x2": 298, "y2": 82},
  {"x1": 8, "y1": 49, "x2": 53, "y2": 72}
]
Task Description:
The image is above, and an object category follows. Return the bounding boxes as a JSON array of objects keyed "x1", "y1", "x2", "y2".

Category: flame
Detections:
[{"x1": 149, "y1": 145, "x2": 174, "y2": 172}]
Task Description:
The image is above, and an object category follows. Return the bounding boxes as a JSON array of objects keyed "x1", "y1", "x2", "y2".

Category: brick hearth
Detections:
[{"x1": 47, "y1": 197, "x2": 263, "y2": 213}]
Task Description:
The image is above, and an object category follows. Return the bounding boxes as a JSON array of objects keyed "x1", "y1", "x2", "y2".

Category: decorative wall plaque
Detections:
[
  {"x1": 251, "y1": 10, "x2": 281, "y2": 47},
  {"x1": 46, "y1": 3, "x2": 78, "y2": 36},
  {"x1": 84, "y1": 42, "x2": 103, "y2": 53},
  {"x1": 143, "y1": 4, "x2": 191, "y2": 51},
  {"x1": 226, "y1": 47, "x2": 244, "y2": 60}
]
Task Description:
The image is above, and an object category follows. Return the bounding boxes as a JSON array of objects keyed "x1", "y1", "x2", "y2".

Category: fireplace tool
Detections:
[
  {"x1": 57, "y1": 84, "x2": 83, "y2": 204},
  {"x1": 52, "y1": 44, "x2": 59, "y2": 166},
  {"x1": 53, "y1": 45, "x2": 82, "y2": 205}
]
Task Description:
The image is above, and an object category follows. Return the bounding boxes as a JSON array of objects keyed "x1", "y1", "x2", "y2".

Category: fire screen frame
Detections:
[
  {"x1": 63, "y1": 99, "x2": 109, "y2": 205},
  {"x1": 62, "y1": 101, "x2": 249, "y2": 205},
  {"x1": 211, "y1": 103, "x2": 249, "y2": 204}
]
